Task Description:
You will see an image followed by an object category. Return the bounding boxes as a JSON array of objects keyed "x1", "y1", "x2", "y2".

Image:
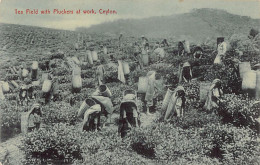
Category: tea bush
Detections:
[
  {"x1": 21, "y1": 123, "x2": 83, "y2": 164},
  {"x1": 74, "y1": 129, "x2": 147, "y2": 165},
  {"x1": 41, "y1": 102, "x2": 79, "y2": 126},
  {"x1": 0, "y1": 101, "x2": 21, "y2": 141},
  {"x1": 169, "y1": 109, "x2": 221, "y2": 129},
  {"x1": 203, "y1": 64, "x2": 241, "y2": 94},
  {"x1": 218, "y1": 94, "x2": 259, "y2": 132},
  {"x1": 200, "y1": 123, "x2": 260, "y2": 164},
  {"x1": 126, "y1": 123, "x2": 217, "y2": 163}
]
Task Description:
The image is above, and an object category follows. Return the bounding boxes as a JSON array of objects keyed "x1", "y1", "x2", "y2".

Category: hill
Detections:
[{"x1": 76, "y1": 8, "x2": 260, "y2": 41}]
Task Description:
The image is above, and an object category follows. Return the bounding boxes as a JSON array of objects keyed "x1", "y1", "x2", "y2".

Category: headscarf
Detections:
[
  {"x1": 210, "y1": 79, "x2": 221, "y2": 90},
  {"x1": 28, "y1": 103, "x2": 42, "y2": 115}
]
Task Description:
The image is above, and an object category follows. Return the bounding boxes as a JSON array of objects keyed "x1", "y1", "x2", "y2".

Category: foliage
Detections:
[
  {"x1": 21, "y1": 123, "x2": 83, "y2": 164},
  {"x1": 169, "y1": 109, "x2": 221, "y2": 129},
  {"x1": 52, "y1": 66, "x2": 70, "y2": 77},
  {"x1": 200, "y1": 123, "x2": 260, "y2": 164},
  {"x1": 74, "y1": 129, "x2": 147, "y2": 165},
  {"x1": 218, "y1": 94, "x2": 260, "y2": 132},
  {"x1": 41, "y1": 102, "x2": 79, "y2": 126},
  {"x1": 203, "y1": 63, "x2": 242, "y2": 94},
  {"x1": 0, "y1": 101, "x2": 21, "y2": 141}
]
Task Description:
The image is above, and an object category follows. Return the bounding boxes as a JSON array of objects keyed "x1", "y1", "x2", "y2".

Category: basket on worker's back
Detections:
[{"x1": 78, "y1": 98, "x2": 97, "y2": 118}]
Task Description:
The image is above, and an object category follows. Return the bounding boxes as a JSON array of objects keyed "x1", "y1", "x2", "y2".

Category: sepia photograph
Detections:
[{"x1": 0, "y1": 0, "x2": 259, "y2": 164}]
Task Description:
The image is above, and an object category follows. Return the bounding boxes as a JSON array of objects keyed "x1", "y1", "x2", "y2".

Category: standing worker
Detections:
[
  {"x1": 214, "y1": 39, "x2": 227, "y2": 65},
  {"x1": 119, "y1": 33, "x2": 123, "y2": 48},
  {"x1": 141, "y1": 35, "x2": 149, "y2": 49},
  {"x1": 144, "y1": 71, "x2": 158, "y2": 115},
  {"x1": 96, "y1": 62, "x2": 105, "y2": 86},
  {"x1": 178, "y1": 41, "x2": 185, "y2": 56},
  {"x1": 204, "y1": 79, "x2": 223, "y2": 111},
  {"x1": 133, "y1": 42, "x2": 143, "y2": 69}
]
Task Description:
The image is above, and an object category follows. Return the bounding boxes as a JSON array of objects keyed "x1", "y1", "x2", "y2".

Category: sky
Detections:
[{"x1": 0, "y1": 0, "x2": 259, "y2": 30}]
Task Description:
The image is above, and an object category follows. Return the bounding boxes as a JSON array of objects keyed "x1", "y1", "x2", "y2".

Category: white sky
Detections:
[{"x1": 0, "y1": 0, "x2": 259, "y2": 30}]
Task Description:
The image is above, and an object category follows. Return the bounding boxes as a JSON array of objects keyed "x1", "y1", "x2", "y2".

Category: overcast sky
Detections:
[{"x1": 0, "y1": 0, "x2": 259, "y2": 30}]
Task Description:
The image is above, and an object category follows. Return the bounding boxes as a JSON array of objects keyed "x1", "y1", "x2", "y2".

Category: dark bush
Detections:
[
  {"x1": 200, "y1": 123, "x2": 259, "y2": 164},
  {"x1": 218, "y1": 94, "x2": 260, "y2": 133},
  {"x1": 41, "y1": 102, "x2": 79, "y2": 126},
  {"x1": 0, "y1": 101, "x2": 21, "y2": 141},
  {"x1": 21, "y1": 123, "x2": 83, "y2": 164}
]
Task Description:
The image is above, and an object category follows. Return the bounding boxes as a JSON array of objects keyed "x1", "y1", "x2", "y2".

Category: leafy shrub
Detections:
[
  {"x1": 181, "y1": 81, "x2": 200, "y2": 103},
  {"x1": 200, "y1": 123, "x2": 260, "y2": 164},
  {"x1": 218, "y1": 94, "x2": 259, "y2": 132},
  {"x1": 104, "y1": 63, "x2": 118, "y2": 83},
  {"x1": 41, "y1": 102, "x2": 79, "y2": 126},
  {"x1": 57, "y1": 75, "x2": 71, "y2": 84},
  {"x1": 203, "y1": 63, "x2": 242, "y2": 94},
  {"x1": 0, "y1": 101, "x2": 21, "y2": 141},
  {"x1": 126, "y1": 123, "x2": 210, "y2": 162},
  {"x1": 108, "y1": 83, "x2": 137, "y2": 112},
  {"x1": 82, "y1": 78, "x2": 96, "y2": 89},
  {"x1": 52, "y1": 66, "x2": 70, "y2": 77},
  {"x1": 81, "y1": 69, "x2": 95, "y2": 79},
  {"x1": 21, "y1": 123, "x2": 83, "y2": 164},
  {"x1": 163, "y1": 55, "x2": 191, "y2": 68},
  {"x1": 239, "y1": 50, "x2": 260, "y2": 66},
  {"x1": 169, "y1": 109, "x2": 221, "y2": 129},
  {"x1": 74, "y1": 129, "x2": 147, "y2": 165}
]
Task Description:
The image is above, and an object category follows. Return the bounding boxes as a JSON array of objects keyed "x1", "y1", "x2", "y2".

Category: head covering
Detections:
[
  {"x1": 146, "y1": 71, "x2": 156, "y2": 77},
  {"x1": 212, "y1": 79, "x2": 221, "y2": 85},
  {"x1": 232, "y1": 58, "x2": 241, "y2": 64},
  {"x1": 173, "y1": 86, "x2": 185, "y2": 95},
  {"x1": 141, "y1": 35, "x2": 145, "y2": 38},
  {"x1": 210, "y1": 79, "x2": 221, "y2": 90},
  {"x1": 29, "y1": 103, "x2": 42, "y2": 116},
  {"x1": 183, "y1": 62, "x2": 191, "y2": 67}
]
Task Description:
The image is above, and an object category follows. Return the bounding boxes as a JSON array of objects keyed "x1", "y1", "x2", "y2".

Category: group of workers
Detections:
[
  {"x1": 76, "y1": 35, "x2": 227, "y2": 137},
  {"x1": 3, "y1": 33, "x2": 229, "y2": 137}
]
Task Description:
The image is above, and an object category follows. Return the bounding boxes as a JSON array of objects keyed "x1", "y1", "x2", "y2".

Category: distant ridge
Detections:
[{"x1": 76, "y1": 8, "x2": 260, "y2": 41}]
